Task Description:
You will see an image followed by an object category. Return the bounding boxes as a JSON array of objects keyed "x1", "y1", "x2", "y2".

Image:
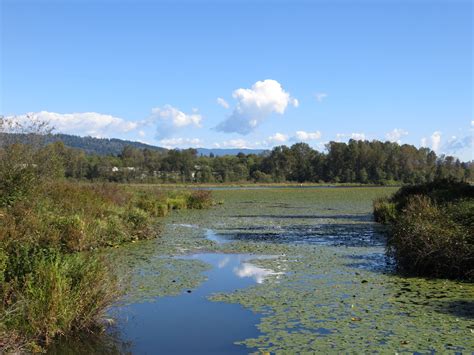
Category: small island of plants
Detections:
[{"x1": 374, "y1": 180, "x2": 473, "y2": 280}]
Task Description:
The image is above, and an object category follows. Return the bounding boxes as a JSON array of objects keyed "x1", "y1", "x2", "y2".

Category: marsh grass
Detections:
[
  {"x1": 373, "y1": 180, "x2": 473, "y2": 280},
  {"x1": 0, "y1": 179, "x2": 213, "y2": 351}
]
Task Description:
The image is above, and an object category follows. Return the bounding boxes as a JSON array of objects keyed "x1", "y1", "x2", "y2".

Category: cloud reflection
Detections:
[{"x1": 234, "y1": 263, "x2": 282, "y2": 284}]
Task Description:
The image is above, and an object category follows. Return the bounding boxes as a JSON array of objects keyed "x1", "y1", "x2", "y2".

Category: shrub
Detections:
[
  {"x1": 124, "y1": 207, "x2": 153, "y2": 239},
  {"x1": 388, "y1": 195, "x2": 473, "y2": 280},
  {"x1": 186, "y1": 190, "x2": 213, "y2": 209},
  {"x1": 135, "y1": 192, "x2": 168, "y2": 217},
  {"x1": 374, "y1": 180, "x2": 474, "y2": 280},
  {"x1": 0, "y1": 178, "x2": 212, "y2": 350},
  {"x1": 1, "y1": 252, "x2": 119, "y2": 348},
  {"x1": 166, "y1": 197, "x2": 188, "y2": 210},
  {"x1": 373, "y1": 197, "x2": 396, "y2": 224}
]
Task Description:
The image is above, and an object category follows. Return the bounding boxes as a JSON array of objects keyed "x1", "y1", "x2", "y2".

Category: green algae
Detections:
[
  {"x1": 210, "y1": 246, "x2": 474, "y2": 353},
  {"x1": 110, "y1": 187, "x2": 474, "y2": 353}
]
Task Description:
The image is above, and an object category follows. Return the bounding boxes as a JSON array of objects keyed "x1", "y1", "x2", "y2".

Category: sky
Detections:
[{"x1": 1, "y1": 0, "x2": 472, "y2": 161}]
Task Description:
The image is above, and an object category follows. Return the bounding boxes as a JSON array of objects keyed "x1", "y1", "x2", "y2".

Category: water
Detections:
[
  {"x1": 49, "y1": 187, "x2": 474, "y2": 353},
  {"x1": 115, "y1": 253, "x2": 282, "y2": 354},
  {"x1": 50, "y1": 253, "x2": 279, "y2": 354}
]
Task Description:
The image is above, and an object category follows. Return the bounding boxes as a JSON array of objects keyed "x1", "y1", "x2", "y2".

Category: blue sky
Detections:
[{"x1": 1, "y1": 0, "x2": 472, "y2": 160}]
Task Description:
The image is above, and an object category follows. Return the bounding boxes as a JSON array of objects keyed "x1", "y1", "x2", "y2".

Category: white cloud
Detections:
[
  {"x1": 158, "y1": 137, "x2": 202, "y2": 149},
  {"x1": 213, "y1": 139, "x2": 266, "y2": 149},
  {"x1": 267, "y1": 132, "x2": 288, "y2": 144},
  {"x1": 151, "y1": 105, "x2": 201, "y2": 128},
  {"x1": 431, "y1": 131, "x2": 442, "y2": 152},
  {"x1": 441, "y1": 135, "x2": 473, "y2": 161},
  {"x1": 216, "y1": 97, "x2": 229, "y2": 109},
  {"x1": 149, "y1": 105, "x2": 202, "y2": 138},
  {"x1": 314, "y1": 92, "x2": 328, "y2": 103},
  {"x1": 420, "y1": 137, "x2": 428, "y2": 147},
  {"x1": 385, "y1": 128, "x2": 408, "y2": 144},
  {"x1": 336, "y1": 132, "x2": 366, "y2": 141},
  {"x1": 4, "y1": 111, "x2": 138, "y2": 138},
  {"x1": 216, "y1": 79, "x2": 298, "y2": 135},
  {"x1": 471, "y1": 120, "x2": 474, "y2": 127},
  {"x1": 294, "y1": 130, "x2": 322, "y2": 141}
]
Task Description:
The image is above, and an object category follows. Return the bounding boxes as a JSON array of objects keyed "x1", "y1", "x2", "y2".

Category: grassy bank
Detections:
[
  {"x1": 0, "y1": 180, "x2": 212, "y2": 352},
  {"x1": 373, "y1": 180, "x2": 473, "y2": 280}
]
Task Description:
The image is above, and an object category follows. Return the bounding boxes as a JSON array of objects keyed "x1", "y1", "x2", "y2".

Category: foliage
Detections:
[
  {"x1": 2, "y1": 132, "x2": 471, "y2": 185},
  {"x1": 0, "y1": 121, "x2": 214, "y2": 351},
  {"x1": 372, "y1": 197, "x2": 396, "y2": 224},
  {"x1": 186, "y1": 190, "x2": 213, "y2": 209},
  {"x1": 1, "y1": 252, "x2": 119, "y2": 347},
  {"x1": 373, "y1": 180, "x2": 474, "y2": 280}
]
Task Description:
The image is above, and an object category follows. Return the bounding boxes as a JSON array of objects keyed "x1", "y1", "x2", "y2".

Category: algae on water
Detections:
[{"x1": 113, "y1": 188, "x2": 474, "y2": 353}]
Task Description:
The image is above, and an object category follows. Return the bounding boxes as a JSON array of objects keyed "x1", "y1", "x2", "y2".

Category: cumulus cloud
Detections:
[
  {"x1": 158, "y1": 137, "x2": 202, "y2": 149},
  {"x1": 4, "y1": 111, "x2": 138, "y2": 138},
  {"x1": 385, "y1": 128, "x2": 408, "y2": 144},
  {"x1": 216, "y1": 97, "x2": 229, "y2": 109},
  {"x1": 314, "y1": 92, "x2": 328, "y2": 103},
  {"x1": 336, "y1": 132, "x2": 366, "y2": 142},
  {"x1": 149, "y1": 105, "x2": 202, "y2": 139},
  {"x1": 431, "y1": 131, "x2": 442, "y2": 152},
  {"x1": 216, "y1": 79, "x2": 298, "y2": 135},
  {"x1": 294, "y1": 130, "x2": 322, "y2": 141},
  {"x1": 267, "y1": 132, "x2": 288, "y2": 144},
  {"x1": 420, "y1": 137, "x2": 428, "y2": 147},
  {"x1": 440, "y1": 134, "x2": 473, "y2": 161}
]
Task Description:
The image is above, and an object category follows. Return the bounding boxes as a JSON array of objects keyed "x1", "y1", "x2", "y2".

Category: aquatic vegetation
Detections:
[
  {"x1": 154, "y1": 187, "x2": 474, "y2": 353},
  {"x1": 0, "y1": 180, "x2": 214, "y2": 352},
  {"x1": 20, "y1": 186, "x2": 472, "y2": 353},
  {"x1": 0, "y1": 251, "x2": 119, "y2": 351},
  {"x1": 374, "y1": 180, "x2": 474, "y2": 280},
  {"x1": 210, "y1": 246, "x2": 474, "y2": 353}
]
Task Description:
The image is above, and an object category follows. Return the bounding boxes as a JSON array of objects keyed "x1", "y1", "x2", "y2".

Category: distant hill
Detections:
[
  {"x1": 0, "y1": 133, "x2": 167, "y2": 156},
  {"x1": 196, "y1": 148, "x2": 267, "y2": 156},
  {"x1": 0, "y1": 133, "x2": 268, "y2": 157}
]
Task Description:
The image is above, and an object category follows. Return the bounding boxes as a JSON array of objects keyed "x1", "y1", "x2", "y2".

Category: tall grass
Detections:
[
  {"x1": 373, "y1": 180, "x2": 473, "y2": 280},
  {"x1": 0, "y1": 181, "x2": 213, "y2": 351}
]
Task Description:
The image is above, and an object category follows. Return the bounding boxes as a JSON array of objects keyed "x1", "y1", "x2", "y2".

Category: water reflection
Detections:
[
  {"x1": 234, "y1": 262, "x2": 283, "y2": 284},
  {"x1": 112, "y1": 253, "x2": 283, "y2": 354}
]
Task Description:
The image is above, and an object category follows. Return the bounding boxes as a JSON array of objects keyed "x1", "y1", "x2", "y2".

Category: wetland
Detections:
[{"x1": 53, "y1": 187, "x2": 474, "y2": 353}]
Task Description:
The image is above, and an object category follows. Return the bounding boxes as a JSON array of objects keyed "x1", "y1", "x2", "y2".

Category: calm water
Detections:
[
  {"x1": 49, "y1": 188, "x2": 474, "y2": 354},
  {"x1": 113, "y1": 253, "x2": 279, "y2": 354}
]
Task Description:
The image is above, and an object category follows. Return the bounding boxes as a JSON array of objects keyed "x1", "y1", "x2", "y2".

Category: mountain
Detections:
[
  {"x1": 0, "y1": 133, "x2": 268, "y2": 157},
  {"x1": 0, "y1": 133, "x2": 167, "y2": 156}
]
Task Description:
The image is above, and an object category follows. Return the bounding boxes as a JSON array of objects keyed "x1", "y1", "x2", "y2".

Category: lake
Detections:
[{"x1": 49, "y1": 187, "x2": 474, "y2": 354}]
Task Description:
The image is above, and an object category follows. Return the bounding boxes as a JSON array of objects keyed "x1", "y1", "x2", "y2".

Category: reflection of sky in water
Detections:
[{"x1": 234, "y1": 262, "x2": 282, "y2": 284}]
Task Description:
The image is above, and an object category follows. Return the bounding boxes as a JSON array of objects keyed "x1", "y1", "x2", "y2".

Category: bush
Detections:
[
  {"x1": 186, "y1": 190, "x2": 213, "y2": 209},
  {"x1": 124, "y1": 207, "x2": 153, "y2": 239},
  {"x1": 1, "y1": 252, "x2": 119, "y2": 348},
  {"x1": 134, "y1": 192, "x2": 168, "y2": 217},
  {"x1": 167, "y1": 197, "x2": 188, "y2": 210},
  {"x1": 388, "y1": 195, "x2": 473, "y2": 280},
  {"x1": 374, "y1": 180, "x2": 474, "y2": 280},
  {"x1": 373, "y1": 197, "x2": 396, "y2": 224},
  {"x1": 0, "y1": 178, "x2": 212, "y2": 350}
]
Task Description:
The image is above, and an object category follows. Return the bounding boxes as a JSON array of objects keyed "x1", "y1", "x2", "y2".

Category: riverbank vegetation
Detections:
[
  {"x1": 2, "y1": 131, "x2": 471, "y2": 184},
  {"x1": 0, "y1": 120, "x2": 213, "y2": 351},
  {"x1": 374, "y1": 180, "x2": 473, "y2": 280}
]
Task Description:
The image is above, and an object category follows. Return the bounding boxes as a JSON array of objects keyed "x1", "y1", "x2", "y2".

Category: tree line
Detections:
[{"x1": 14, "y1": 139, "x2": 471, "y2": 184}]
